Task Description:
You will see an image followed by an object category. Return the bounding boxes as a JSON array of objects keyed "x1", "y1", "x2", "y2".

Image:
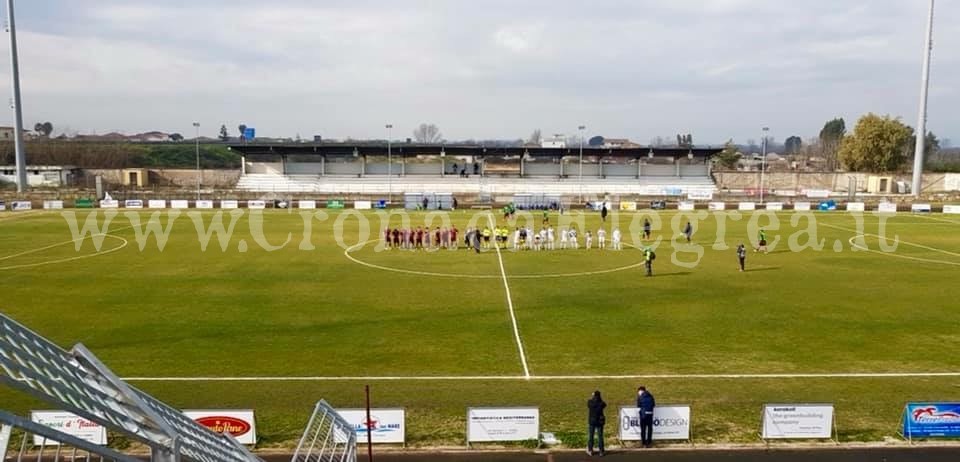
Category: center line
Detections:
[{"x1": 488, "y1": 213, "x2": 531, "y2": 379}]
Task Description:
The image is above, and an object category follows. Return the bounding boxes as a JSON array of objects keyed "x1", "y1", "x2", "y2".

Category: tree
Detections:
[
  {"x1": 412, "y1": 123, "x2": 443, "y2": 143},
  {"x1": 713, "y1": 140, "x2": 741, "y2": 169},
  {"x1": 33, "y1": 121, "x2": 53, "y2": 137},
  {"x1": 219, "y1": 125, "x2": 229, "y2": 141},
  {"x1": 238, "y1": 124, "x2": 248, "y2": 140},
  {"x1": 784, "y1": 136, "x2": 802, "y2": 154},
  {"x1": 588, "y1": 136, "x2": 605, "y2": 147},
  {"x1": 819, "y1": 118, "x2": 846, "y2": 171},
  {"x1": 527, "y1": 129, "x2": 542, "y2": 146},
  {"x1": 911, "y1": 131, "x2": 940, "y2": 165},
  {"x1": 838, "y1": 114, "x2": 914, "y2": 172},
  {"x1": 169, "y1": 133, "x2": 184, "y2": 142}
]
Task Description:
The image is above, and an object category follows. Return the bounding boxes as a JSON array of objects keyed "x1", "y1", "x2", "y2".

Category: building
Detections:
[
  {"x1": 0, "y1": 126, "x2": 32, "y2": 141},
  {"x1": 602, "y1": 138, "x2": 642, "y2": 149},
  {"x1": 0, "y1": 165, "x2": 81, "y2": 187}
]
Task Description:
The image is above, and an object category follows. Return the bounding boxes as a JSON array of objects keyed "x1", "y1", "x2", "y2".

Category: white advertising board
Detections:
[
  {"x1": 220, "y1": 200, "x2": 239, "y2": 209},
  {"x1": 43, "y1": 200, "x2": 64, "y2": 210},
  {"x1": 12, "y1": 201, "x2": 32, "y2": 211},
  {"x1": 943, "y1": 205, "x2": 960, "y2": 215},
  {"x1": 846, "y1": 202, "x2": 865, "y2": 212},
  {"x1": 30, "y1": 411, "x2": 107, "y2": 446},
  {"x1": 911, "y1": 203, "x2": 932, "y2": 213},
  {"x1": 794, "y1": 202, "x2": 812, "y2": 211},
  {"x1": 688, "y1": 190, "x2": 713, "y2": 201},
  {"x1": 708, "y1": 202, "x2": 726, "y2": 211},
  {"x1": 170, "y1": 200, "x2": 189, "y2": 209},
  {"x1": 148, "y1": 200, "x2": 167, "y2": 209},
  {"x1": 183, "y1": 410, "x2": 257, "y2": 444},
  {"x1": 805, "y1": 189, "x2": 830, "y2": 199},
  {"x1": 467, "y1": 407, "x2": 539, "y2": 443},
  {"x1": 299, "y1": 200, "x2": 317, "y2": 209},
  {"x1": 765, "y1": 202, "x2": 784, "y2": 211},
  {"x1": 99, "y1": 200, "x2": 119, "y2": 209},
  {"x1": 678, "y1": 202, "x2": 695, "y2": 211},
  {"x1": 878, "y1": 202, "x2": 898, "y2": 213},
  {"x1": 761, "y1": 404, "x2": 834, "y2": 440},
  {"x1": 248, "y1": 200, "x2": 266, "y2": 210},
  {"x1": 619, "y1": 405, "x2": 691, "y2": 441},
  {"x1": 355, "y1": 200, "x2": 372, "y2": 210},
  {"x1": 336, "y1": 409, "x2": 405, "y2": 444},
  {"x1": 196, "y1": 200, "x2": 214, "y2": 209},
  {"x1": 738, "y1": 202, "x2": 756, "y2": 211},
  {"x1": 124, "y1": 200, "x2": 143, "y2": 209},
  {"x1": 945, "y1": 173, "x2": 960, "y2": 191}
]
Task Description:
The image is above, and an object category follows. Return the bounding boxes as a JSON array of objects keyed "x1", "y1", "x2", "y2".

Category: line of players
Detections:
[{"x1": 382, "y1": 225, "x2": 628, "y2": 251}]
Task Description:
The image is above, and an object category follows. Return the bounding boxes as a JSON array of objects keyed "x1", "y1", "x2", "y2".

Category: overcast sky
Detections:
[{"x1": 0, "y1": 0, "x2": 957, "y2": 145}]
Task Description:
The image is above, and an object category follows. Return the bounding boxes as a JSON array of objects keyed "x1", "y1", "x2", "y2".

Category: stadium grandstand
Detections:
[{"x1": 229, "y1": 143, "x2": 721, "y2": 197}]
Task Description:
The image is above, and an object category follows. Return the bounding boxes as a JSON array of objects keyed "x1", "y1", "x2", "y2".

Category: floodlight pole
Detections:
[
  {"x1": 578, "y1": 125, "x2": 585, "y2": 204},
  {"x1": 912, "y1": 0, "x2": 935, "y2": 198},
  {"x1": 5, "y1": 0, "x2": 27, "y2": 193},
  {"x1": 386, "y1": 124, "x2": 393, "y2": 203},
  {"x1": 759, "y1": 127, "x2": 769, "y2": 204},
  {"x1": 193, "y1": 122, "x2": 200, "y2": 201}
]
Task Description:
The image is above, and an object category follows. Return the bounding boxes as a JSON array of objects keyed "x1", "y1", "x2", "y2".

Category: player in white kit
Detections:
[
  {"x1": 597, "y1": 228, "x2": 607, "y2": 250},
  {"x1": 559, "y1": 227, "x2": 569, "y2": 249},
  {"x1": 612, "y1": 228, "x2": 622, "y2": 250},
  {"x1": 585, "y1": 230, "x2": 593, "y2": 250}
]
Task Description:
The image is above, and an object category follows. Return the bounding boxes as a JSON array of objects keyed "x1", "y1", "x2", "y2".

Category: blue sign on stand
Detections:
[
  {"x1": 243, "y1": 127, "x2": 256, "y2": 140},
  {"x1": 903, "y1": 403, "x2": 960, "y2": 439}
]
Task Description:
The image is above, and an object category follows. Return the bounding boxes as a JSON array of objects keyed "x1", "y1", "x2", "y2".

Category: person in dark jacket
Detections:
[
  {"x1": 636, "y1": 386, "x2": 656, "y2": 448},
  {"x1": 587, "y1": 390, "x2": 606, "y2": 456}
]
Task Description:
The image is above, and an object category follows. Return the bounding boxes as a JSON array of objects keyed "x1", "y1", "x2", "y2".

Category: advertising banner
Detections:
[
  {"x1": 220, "y1": 200, "x2": 239, "y2": 209},
  {"x1": 74, "y1": 198, "x2": 94, "y2": 209},
  {"x1": 738, "y1": 202, "x2": 756, "y2": 211},
  {"x1": 299, "y1": 200, "x2": 317, "y2": 209},
  {"x1": 846, "y1": 202, "x2": 865, "y2": 212},
  {"x1": 183, "y1": 410, "x2": 257, "y2": 444},
  {"x1": 688, "y1": 190, "x2": 713, "y2": 201},
  {"x1": 336, "y1": 409, "x2": 405, "y2": 444},
  {"x1": 944, "y1": 205, "x2": 960, "y2": 215},
  {"x1": 794, "y1": 202, "x2": 812, "y2": 211},
  {"x1": 619, "y1": 201, "x2": 637, "y2": 212},
  {"x1": 467, "y1": 407, "x2": 539, "y2": 443},
  {"x1": 100, "y1": 200, "x2": 119, "y2": 209},
  {"x1": 355, "y1": 200, "x2": 372, "y2": 210},
  {"x1": 765, "y1": 202, "x2": 784, "y2": 211},
  {"x1": 903, "y1": 403, "x2": 960, "y2": 438},
  {"x1": 911, "y1": 203, "x2": 932, "y2": 213},
  {"x1": 12, "y1": 201, "x2": 32, "y2": 211},
  {"x1": 196, "y1": 200, "x2": 214, "y2": 209},
  {"x1": 708, "y1": 202, "x2": 726, "y2": 211},
  {"x1": 248, "y1": 200, "x2": 266, "y2": 210},
  {"x1": 43, "y1": 200, "x2": 64, "y2": 210},
  {"x1": 170, "y1": 200, "x2": 189, "y2": 209},
  {"x1": 148, "y1": 200, "x2": 167, "y2": 209},
  {"x1": 805, "y1": 189, "x2": 830, "y2": 199},
  {"x1": 0, "y1": 200, "x2": 5, "y2": 211},
  {"x1": 878, "y1": 202, "x2": 898, "y2": 213},
  {"x1": 619, "y1": 405, "x2": 691, "y2": 441},
  {"x1": 761, "y1": 404, "x2": 834, "y2": 439},
  {"x1": 678, "y1": 202, "x2": 695, "y2": 211},
  {"x1": 124, "y1": 200, "x2": 143, "y2": 209},
  {"x1": 30, "y1": 411, "x2": 107, "y2": 446},
  {"x1": 327, "y1": 200, "x2": 345, "y2": 209}
]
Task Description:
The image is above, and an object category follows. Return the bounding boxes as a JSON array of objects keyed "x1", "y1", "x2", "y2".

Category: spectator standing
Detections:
[
  {"x1": 637, "y1": 386, "x2": 656, "y2": 448},
  {"x1": 587, "y1": 390, "x2": 606, "y2": 457}
]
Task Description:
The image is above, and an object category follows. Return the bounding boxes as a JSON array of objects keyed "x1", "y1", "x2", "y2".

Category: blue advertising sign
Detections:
[
  {"x1": 243, "y1": 127, "x2": 255, "y2": 140},
  {"x1": 903, "y1": 403, "x2": 960, "y2": 438}
]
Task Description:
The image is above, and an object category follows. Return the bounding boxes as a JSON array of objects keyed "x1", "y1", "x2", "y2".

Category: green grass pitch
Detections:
[{"x1": 1, "y1": 209, "x2": 959, "y2": 447}]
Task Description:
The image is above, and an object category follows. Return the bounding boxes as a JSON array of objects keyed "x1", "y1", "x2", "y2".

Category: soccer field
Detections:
[{"x1": 1, "y1": 208, "x2": 959, "y2": 447}]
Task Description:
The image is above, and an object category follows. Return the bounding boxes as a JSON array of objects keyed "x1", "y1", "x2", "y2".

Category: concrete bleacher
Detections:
[{"x1": 236, "y1": 173, "x2": 716, "y2": 196}]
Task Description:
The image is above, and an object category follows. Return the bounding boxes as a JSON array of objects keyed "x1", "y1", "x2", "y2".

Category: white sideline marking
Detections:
[
  {"x1": 122, "y1": 372, "x2": 960, "y2": 382},
  {"x1": 487, "y1": 213, "x2": 531, "y2": 379}
]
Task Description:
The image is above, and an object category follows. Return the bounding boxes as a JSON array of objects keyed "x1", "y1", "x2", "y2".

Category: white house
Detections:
[{"x1": 0, "y1": 165, "x2": 81, "y2": 187}]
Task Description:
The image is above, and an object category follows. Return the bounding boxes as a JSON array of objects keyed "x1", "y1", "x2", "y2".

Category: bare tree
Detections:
[
  {"x1": 413, "y1": 123, "x2": 443, "y2": 143},
  {"x1": 527, "y1": 129, "x2": 542, "y2": 146}
]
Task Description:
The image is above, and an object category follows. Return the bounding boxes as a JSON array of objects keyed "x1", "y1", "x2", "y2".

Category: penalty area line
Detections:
[{"x1": 121, "y1": 372, "x2": 960, "y2": 382}]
